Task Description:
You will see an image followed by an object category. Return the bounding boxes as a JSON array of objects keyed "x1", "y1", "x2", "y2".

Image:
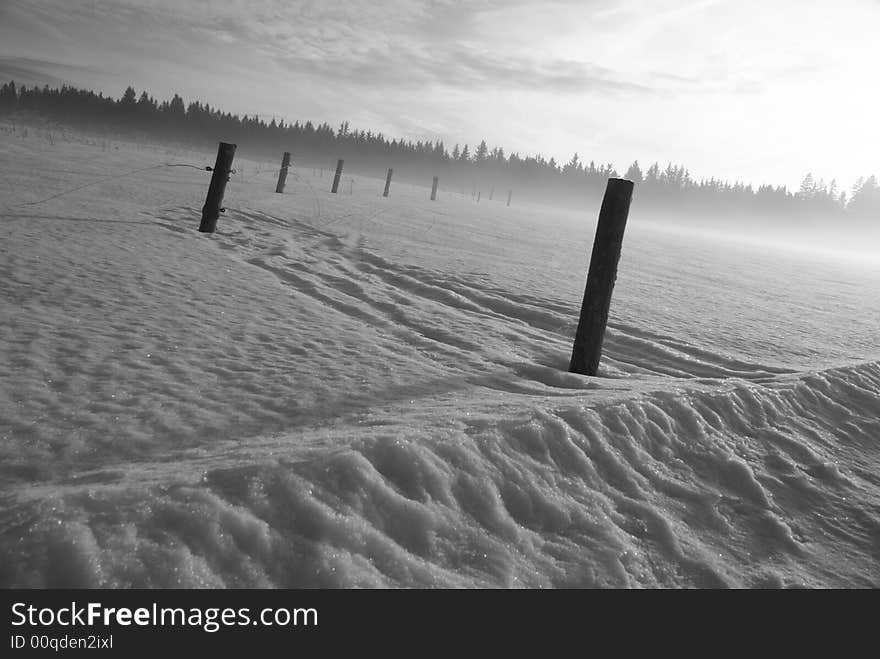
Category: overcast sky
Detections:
[{"x1": 1, "y1": 0, "x2": 877, "y2": 191}]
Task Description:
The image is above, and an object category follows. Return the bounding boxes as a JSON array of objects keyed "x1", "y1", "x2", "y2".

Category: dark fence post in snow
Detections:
[
  {"x1": 275, "y1": 151, "x2": 291, "y2": 193},
  {"x1": 477, "y1": 191, "x2": 481, "y2": 203},
  {"x1": 199, "y1": 141, "x2": 236, "y2": 233},
  {"x1": 568, "y1": 178, "x2": 634, "y2": 376},
  {"x1": 331, "y1": 159, "x2": 343, "y2": 193},
  {"x1": 383, "y1": 168, "x2": 393, "y2": 197},
  {"x1": 431, "y1": 176, "x2": 439, "y2": 201},
  {"x1": 507, "y1": 190, "x2": 512, "y2": 207}
]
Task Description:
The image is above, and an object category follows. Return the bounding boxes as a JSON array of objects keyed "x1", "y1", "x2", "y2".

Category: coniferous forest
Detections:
[{"x1": 2, "y1": 80, "x2": 879, "y2": 228}]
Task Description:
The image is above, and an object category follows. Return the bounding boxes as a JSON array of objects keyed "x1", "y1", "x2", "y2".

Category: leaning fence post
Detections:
[
  {"x1": 477, "y1": 191, "x2": 481, "y2": 203},
  {"x1": 275, "y1": 151, "x2": 291, "y2": 193},
  {"x1": 199, "y1": 141, "x2": 236, "y2": 233},
  {"x1": 331, "y1": 159, "x2": 344, "y2": 193},
  {"x1": 507, "y1": 190, "x2": 512, "y2": 207},
  {"x1": 383, "y1": 168, "x2": 393, "y2": 197},
  {"x1": 431, "y1": 176, "x2": 439, "y2": 201},
  {"x1": 568, "y1": 178, "x2": 634, "y2": 376}
]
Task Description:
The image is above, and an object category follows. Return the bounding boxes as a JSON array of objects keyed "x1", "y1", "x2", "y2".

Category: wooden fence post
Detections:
[
  {"x1": 331, "y1": 159, "x2": 343, "y2": 193},
  {"x1": 477, "y1": 191, "x2": 481, "y2": 203},
  {"x1": 431, "y1": 176, "x2": 439, "y2": 201},
  {"x1": 507, "y1": 190, "x2": 512, "y2": 207},
  {"x1": 568, "y1": 178, "x2": 634, "y2": 376},
  {"x1": 383, "y1": 168, "x2": 393, "y2": 197},
  {"x1": 199, "y1": 142, "x2": 236, "y2": 233},
  {"x1": 275, "y1": 151, "x2": 291, "y2": 193}
]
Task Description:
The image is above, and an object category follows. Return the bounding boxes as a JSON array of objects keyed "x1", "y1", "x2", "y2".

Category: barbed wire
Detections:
[
  {"x1": 3, "y1": 162, "x2": 214, "y2": 210},
  {"x1": 234, "y1": 164, "x2": 284, "y2": 182},
  {"x1": 2, "y1": 157, "x2": 414, "y2": 236},
  {"x1": 287, "y1": 169, "x2": 323, "y2": 221}
]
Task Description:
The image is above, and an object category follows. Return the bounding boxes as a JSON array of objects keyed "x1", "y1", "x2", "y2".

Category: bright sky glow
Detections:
[{"x1": 1, "y1": 0, "x2": 878, "y2": 190}]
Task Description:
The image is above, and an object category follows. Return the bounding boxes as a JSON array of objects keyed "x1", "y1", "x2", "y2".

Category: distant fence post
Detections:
[
  {"x1": 477, "y1": 191, "x2": 481, "y2": 203},
  {"x1": 199, "y1": 141, "x2": 236, "y2": 233},
  {"x1": 331, "y1": 159, "x2": 344, "y2": 193},
  {"x1": 383, "y1": 168, "x2": 393, "y2": 197},
  {"x1": 489, "y1": 187, "x2": 494, "y2": 200},
  {"x1": 349, "y1": 178, "x2": 354, "y2": 195},
  {"x1": 507, "y1": 190, "x2": 512, "y2": 207},
  {"x1": 275, "y1": 151, "x2": 291, "y2": 193},
  {"x1": 568, "y1": 178, "x2": 634, "y2": 376},
  {"x1": 431, "y1": 176, "x2": 439, "y2": 201}
]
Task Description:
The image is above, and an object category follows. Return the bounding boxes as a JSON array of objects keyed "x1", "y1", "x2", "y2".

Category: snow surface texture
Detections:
[{"x1": 1, "y1": 124, "x2": 879, "y2": 587}]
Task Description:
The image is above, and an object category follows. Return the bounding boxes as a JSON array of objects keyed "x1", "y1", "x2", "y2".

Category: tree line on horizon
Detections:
[{"x1": 1, "y1": 80, "x2": 878, "y2": 224}]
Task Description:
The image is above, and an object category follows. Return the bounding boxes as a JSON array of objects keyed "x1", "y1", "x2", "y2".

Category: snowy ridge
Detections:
[
  {"x1": 1, "y1": 134, "x2": 878, "y2": 587},
  {"x1": 1, "y1": 358, "x2": 878, "y2": 587}
]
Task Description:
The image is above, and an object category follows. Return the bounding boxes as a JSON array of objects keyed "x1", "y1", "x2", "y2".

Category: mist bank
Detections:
[
  {"x1": 633, "y1": 209, "x2": 880, "y2": 264},
  {"x1": 2, "y1": 80, "x2": 878, "y2": 249}
]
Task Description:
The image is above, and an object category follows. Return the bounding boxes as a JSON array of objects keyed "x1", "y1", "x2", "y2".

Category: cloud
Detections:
[
  {"x1": 171, "y1": 0, "x2": 646, "y2": 95},
  {"x1": 271, "y1": 45, "x2": 651, "y2": 94},
  {"x1": 0, "y1": 56, "x2": 99, "y2": 89},
  {"x1": 1, "y1": 0, "x2": 649, "y2": 96}
]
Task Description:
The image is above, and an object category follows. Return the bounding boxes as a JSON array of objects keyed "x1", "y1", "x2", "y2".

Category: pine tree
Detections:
[
  {"x1": 0, "y1": 80, "x2": 17, "y2": 112},
  {"x1": 625, "y1": 160, "x2": 644, "y2": 184},
  {"x1": 849, "y1": 175, "x2": 880, "y2": 217},
  {"x1": 121, "y1": 86, "x2": 136, "y2": 107},
  {"x1": 798, "y1": 173, "x2": 815, "y2": 199},
  {"x1": 474, "y1": 139, "x2": 489, "y2": 164}
]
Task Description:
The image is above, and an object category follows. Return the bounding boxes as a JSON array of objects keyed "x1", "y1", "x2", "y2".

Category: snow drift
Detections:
[{"x1": 1, "y1": 126, "x2": 878, "y2": 587}]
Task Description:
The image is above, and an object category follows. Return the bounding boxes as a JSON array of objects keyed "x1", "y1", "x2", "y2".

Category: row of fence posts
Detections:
[
  {"x1": 198, "y1": 141, "x2": 632, "y2": 377},
  {"x1": 198, "y1": 145, "x2": 513, "y2": 229}
]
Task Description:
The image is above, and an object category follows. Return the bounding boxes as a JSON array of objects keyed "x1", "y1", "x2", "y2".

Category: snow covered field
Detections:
[{"x1": 1, "y1": 124, "x2": 879, "y2": 587}]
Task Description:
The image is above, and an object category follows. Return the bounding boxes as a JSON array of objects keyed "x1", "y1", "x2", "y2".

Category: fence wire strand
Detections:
[{"x1": 4, "y1": 162, "x2": 212, "y2": 210}]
